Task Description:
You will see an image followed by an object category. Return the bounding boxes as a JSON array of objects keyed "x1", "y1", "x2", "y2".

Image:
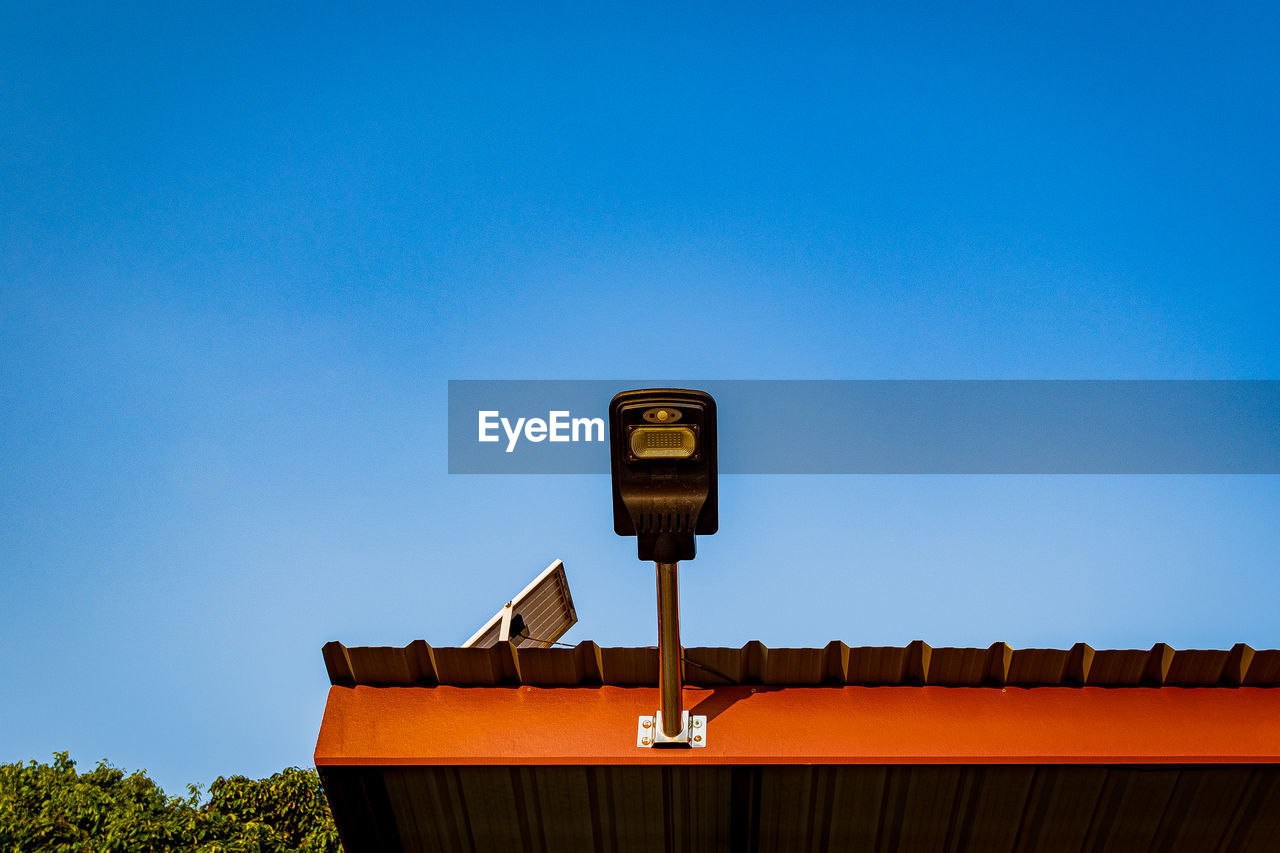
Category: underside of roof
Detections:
[
  {"x1": 320, "y1": 763, "x2": 1280, "y2": 853},
  {"x1": 322, "y1": 640, "x2": 1280, "y2": 688}
]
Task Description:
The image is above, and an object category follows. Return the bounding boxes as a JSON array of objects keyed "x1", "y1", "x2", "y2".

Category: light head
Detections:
[{"x1": 609, "y1": 389, "x2": 718, "y2": 562}]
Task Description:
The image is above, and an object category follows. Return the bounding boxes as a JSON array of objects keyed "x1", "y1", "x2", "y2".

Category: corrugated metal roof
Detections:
[
  {"x1": 319, "y1": 640, "x2": 1280, "y2": 851},
  {"x1": 322, "y1": 640, "x2": 1280, "y2": 688},
  {"x1": 320, "y1": 764, "x2": 1280, "y2": 853}
]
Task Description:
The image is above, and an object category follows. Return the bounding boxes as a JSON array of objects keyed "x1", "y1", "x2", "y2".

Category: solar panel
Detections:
[{"x1": 461, "y1": 559, "x2": 578, "y2": 649}]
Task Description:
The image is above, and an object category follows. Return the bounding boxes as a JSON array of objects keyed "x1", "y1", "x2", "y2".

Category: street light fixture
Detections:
[{"x1": 609, "y1": 389, "x2": 717, "y2": 747}]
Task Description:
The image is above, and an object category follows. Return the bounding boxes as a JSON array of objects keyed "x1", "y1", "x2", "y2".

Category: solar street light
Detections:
[{"x1": 610, "y1": 389, "x2": 717, "y2": 746}]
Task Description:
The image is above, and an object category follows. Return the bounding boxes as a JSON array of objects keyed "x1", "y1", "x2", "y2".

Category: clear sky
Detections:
[{"x1": 2, "y1": 3, "x2": 1278, "y2": 795}]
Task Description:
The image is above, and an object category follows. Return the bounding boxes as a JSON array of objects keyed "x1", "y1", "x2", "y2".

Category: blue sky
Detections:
[{"x1": 2, "y1": 3, "x2": 1278, "y2": 794}]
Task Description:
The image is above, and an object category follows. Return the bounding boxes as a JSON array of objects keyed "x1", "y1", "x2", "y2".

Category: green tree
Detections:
[{"x1": 0, "y1": 753, "x2": 341, "y2": 853}]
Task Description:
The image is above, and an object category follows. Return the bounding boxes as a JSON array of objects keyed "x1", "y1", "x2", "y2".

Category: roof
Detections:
[
  {"x1": 322, "y1": 639, "x2": 1280, "y2": 688},
  {"x1": 317, "y1": 641, "x2": 1280, "y2": 852}
]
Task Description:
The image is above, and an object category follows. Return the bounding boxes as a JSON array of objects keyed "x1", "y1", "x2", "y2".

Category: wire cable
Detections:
[
  {"x1": 515, "y1": 629, "x2": 739, "y2": 684},
  {"x1": 513, "y1": 631, "x2": 575, "y2": 649},
  {"x1": 680, "y1": 656, "x2": 737, "y2": 684}
]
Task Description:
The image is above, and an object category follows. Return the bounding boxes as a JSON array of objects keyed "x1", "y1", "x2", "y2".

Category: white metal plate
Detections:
[{"x1": 637, "y1": 711, "x2": 706, "y2": 748}]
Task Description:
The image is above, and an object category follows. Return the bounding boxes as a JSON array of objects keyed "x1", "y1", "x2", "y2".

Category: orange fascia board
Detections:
[{"x1": 314, "y1": 684, "x2": 1280, "y2": 767}]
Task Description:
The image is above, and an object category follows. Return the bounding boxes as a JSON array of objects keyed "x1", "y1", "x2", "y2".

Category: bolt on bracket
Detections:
[{"x1": 636, "y1": 711, "x2": 706, "y2": 748}]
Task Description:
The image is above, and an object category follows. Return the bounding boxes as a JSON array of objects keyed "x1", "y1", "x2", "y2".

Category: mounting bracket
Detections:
[{"x1": 636, "y1": 711, "x2": 706, "y2": 748}]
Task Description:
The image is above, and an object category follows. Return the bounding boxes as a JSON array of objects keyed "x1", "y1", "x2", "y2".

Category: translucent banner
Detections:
[{"x1": 447, "y1": 380, "x2": 1280, "y2": 474}]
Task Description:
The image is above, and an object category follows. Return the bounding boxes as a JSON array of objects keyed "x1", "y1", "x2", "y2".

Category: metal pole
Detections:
[{"x1": 656, "y1": 561, "x2": 683, "y2": 738}]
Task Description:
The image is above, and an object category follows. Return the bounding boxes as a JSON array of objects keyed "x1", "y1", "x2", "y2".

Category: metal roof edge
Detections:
[{"x1": 322, "y1": 641, "x2": 1280, "y2": 689}]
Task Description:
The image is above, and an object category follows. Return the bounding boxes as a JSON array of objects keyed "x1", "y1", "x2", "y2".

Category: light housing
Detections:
[{"x1": 609, "y1": 388, "x2": 718, "y2": 562}]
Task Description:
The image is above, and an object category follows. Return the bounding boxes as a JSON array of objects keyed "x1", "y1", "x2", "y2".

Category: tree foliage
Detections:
[{"x1": 0, "y1": 753, "x2": 341, "y2": 853}]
